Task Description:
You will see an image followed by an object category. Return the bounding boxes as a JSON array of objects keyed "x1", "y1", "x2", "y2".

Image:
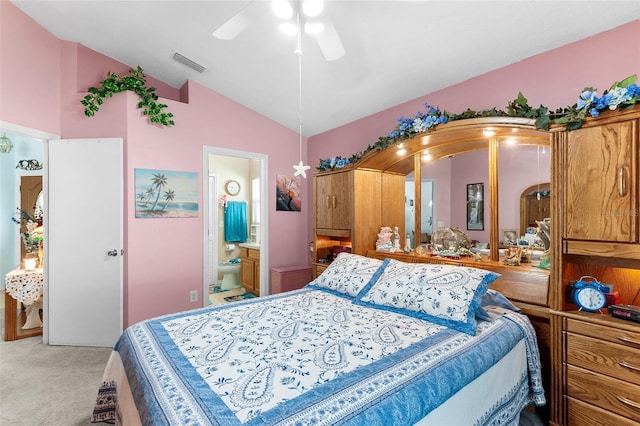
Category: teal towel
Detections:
[{"x1": 224, "y1": 201, "x2": 247, "y2": 242}]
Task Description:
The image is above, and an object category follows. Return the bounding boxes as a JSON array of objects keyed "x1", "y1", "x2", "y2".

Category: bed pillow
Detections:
[
  {"x1": 353, "y1": 259, "x2": 499, "y2": 335},
  {"x1": 476, "y1": 289, "x2": 521, "y2": 322},
  {"x1": 306, "y1": 252, "x2": 388, "y2": 297}
]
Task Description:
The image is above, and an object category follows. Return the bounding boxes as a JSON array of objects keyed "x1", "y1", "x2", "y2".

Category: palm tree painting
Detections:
[{"x1": 135, "y1": 168, "x2": 198, "y2": 218}]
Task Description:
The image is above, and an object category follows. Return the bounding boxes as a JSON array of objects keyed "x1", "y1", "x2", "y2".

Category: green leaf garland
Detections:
[
  {"x1": 81, "y1": 66, "x2": 175, "y2": 127},
  {"x1": 318, "y1": 75, "x2": 640, "y2": 172}
]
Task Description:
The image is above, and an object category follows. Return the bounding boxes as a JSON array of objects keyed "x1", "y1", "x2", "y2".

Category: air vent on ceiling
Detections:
[{"x1": 172, "y1": 52, "x2": 206, "y2": 73}]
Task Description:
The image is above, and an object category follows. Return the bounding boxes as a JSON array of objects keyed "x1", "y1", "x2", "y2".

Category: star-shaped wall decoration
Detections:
[{"x1": 293, "y1": 160, "x2": 310, "y2": 178}]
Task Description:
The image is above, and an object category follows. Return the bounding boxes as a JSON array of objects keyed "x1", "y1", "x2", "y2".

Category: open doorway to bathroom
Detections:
[{"x1": 203, "y1": 147, "x2": 268, "y2": 307}]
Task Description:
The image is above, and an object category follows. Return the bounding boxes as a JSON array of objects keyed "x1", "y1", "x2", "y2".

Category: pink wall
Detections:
[
  {"x1": 0, "y1": 0, "x2": 61, "y2": 133},
  {"x1": 1, "y1": 2, "x2": 310, "y2": 326}
]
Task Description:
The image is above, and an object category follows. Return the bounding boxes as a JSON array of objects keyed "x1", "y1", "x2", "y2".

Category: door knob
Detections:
[{"x1": 107, "y1": 250, "x2": 118, "y2": 257}]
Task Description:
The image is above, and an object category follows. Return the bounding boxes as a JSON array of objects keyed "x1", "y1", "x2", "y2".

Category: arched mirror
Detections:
[{"x1": 19, "y1": 176, "x2": 43, "y2": 260}]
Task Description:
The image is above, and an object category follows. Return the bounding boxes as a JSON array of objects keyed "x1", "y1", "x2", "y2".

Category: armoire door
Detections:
[{"x1": 47, "y1": 138, "x2": 123, "y2": 347}]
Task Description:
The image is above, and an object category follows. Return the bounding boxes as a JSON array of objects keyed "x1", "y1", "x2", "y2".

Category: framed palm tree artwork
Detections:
[{"x1": 135, "y1": 168, "x2": 198, "y2": 218}]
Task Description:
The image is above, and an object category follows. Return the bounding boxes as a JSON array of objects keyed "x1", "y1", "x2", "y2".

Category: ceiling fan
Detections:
[{"x1": 212, "y1": 0, "x2": 345, "y2": 61}]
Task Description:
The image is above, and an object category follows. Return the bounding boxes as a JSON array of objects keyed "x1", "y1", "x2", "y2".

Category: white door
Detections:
[{"x1": 47, "y1": 138, "x2": 123, "y2": 347}]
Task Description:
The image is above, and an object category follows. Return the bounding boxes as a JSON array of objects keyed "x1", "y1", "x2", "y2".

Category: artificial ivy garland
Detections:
[
  {"x1": 81, "y1": 66, "x2": 175, "y2": 127},
  {"x1": 317, "y1": 75, "x2": 640, "y2": 172}
]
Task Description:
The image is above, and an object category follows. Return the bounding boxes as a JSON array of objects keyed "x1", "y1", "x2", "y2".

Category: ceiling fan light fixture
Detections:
[
  {"x1": 279, "y1": 21, "x2": 298, "y2": 35},
  {"x1": 302, "y1": 0, "x2": 323, "y2": 17},
  {"x1": 272, "y1": 0, "x2": 293, "y2": 19},
  {"x1": 304, "y1": 21, "x2": 324, "y2": 34}
]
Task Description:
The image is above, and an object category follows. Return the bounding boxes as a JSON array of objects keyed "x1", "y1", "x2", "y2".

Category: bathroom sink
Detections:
[{"x1": 239, "y1": 242, "x2": 260, "y2": 250}]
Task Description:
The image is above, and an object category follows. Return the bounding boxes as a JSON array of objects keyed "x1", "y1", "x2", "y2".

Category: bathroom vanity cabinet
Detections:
[{"x1": 240, "y1": 247, "x2": 260, "y2": 296}]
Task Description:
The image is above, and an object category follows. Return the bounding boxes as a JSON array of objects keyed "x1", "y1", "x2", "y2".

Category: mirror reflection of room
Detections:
[{"x1": 405, "y1": 143, "x2": 550, "y2": 254}]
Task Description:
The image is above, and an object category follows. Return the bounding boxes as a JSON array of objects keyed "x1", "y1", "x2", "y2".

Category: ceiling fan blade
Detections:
[
  {"x1": 213, "y1": 2, "x2": 262, "y2": 40},
  {"x1": 312, "y1": 15, "x2": 345, "y2": 61}
]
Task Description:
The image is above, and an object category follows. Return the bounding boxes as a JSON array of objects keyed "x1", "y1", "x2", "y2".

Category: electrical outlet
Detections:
[{"x1": 189, "y1": 290, "x2": 198, "y2": 302}]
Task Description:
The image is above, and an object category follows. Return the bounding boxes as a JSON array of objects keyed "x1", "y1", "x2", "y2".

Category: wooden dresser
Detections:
[
  {"x1": 563, "y1": 314, "x2": 640, "y2": 424},
  {"x1": 550, "y1": 106, "x2": 640, "y2": 425}
]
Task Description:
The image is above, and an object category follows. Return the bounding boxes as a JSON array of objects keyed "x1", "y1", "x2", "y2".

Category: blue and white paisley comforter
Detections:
[{"x1": 116, "y1": 288, "x2": 544, "y2": 425}]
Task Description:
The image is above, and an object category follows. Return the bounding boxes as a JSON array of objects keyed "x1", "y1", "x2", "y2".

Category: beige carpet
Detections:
[
  {"x1": 0, "y1": 286, "x2": 248, "y2": 425},
  {"x1": 0, "y1": 292, "x2": 112, "y2": 425}
]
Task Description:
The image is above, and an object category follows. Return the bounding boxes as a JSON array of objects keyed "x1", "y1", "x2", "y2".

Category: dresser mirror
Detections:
[
  {"x1": 498, "y1": 143, "x2": 551, "y2": 240},
  {"x1": 404, "y1": 141, "x2": 550, "y2": 260},
  {"x1": 353, "y1": 117, "x2": 550, "y2": 261}
]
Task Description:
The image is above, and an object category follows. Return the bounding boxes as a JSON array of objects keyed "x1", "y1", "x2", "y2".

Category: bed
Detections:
[{"x1": 92, "y1": 253, "x2": 545, "y2": 425}]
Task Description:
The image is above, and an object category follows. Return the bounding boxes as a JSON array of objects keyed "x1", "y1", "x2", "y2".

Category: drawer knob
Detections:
[
  {"x1": 618, "y1": 360, "x2": 640, "y2": 374},
  {"x1": 616, "y1": 395, "x2": 640, "y2": 411}
]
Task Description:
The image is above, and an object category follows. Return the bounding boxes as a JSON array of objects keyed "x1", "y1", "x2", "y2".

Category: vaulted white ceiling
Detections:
[{"x1": 12, "y1": 1, "x2": 640, "y2": 136}]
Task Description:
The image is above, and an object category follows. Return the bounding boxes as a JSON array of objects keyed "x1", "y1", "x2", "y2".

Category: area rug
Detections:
[
  {"x1": 224, "y1": 293, "x2": 256, "y2": 303},
  {"x1": 209, "y1": 284, "x2": 227, "y2": 294}
]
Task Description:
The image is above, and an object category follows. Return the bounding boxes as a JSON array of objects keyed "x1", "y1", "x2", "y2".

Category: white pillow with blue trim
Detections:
[
  {"x1": 354, "y1": 259, "x2": 499, "y2": 335},
  {"x1": 307, "y1": 252, "x2": 386, "y2": 297}
]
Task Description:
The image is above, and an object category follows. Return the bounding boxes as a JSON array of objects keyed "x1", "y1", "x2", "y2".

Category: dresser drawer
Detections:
[
  {"x1": 566, "y1": 332, "x2": 640, "y2": 385},
  {"x1": 567, "y1": 396, "x2": 639, "y2": 426},
  {"x1": 566, "y1": 318, "x2": 640, "y2": 347},
  {"x1": 567, "y1": 364, "x2": 640, "y2": 421}
]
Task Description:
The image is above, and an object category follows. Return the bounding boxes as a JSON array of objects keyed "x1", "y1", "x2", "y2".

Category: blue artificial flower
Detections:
[
  {"x1": 607, "y1": 86, "x2": 632, "y2": 110},
  {"x1": 595, "y1": 93, "x2": 611, "y2": 110},
  {"x1": 589, "y1": 107, "x2": 600, "y2": 117},
  {"x1": 627, "y1": 83, "x2": 640, "y2": 97},
  {"x1": 577, "y1": 89, "x2": 597, "y2": 110}
]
